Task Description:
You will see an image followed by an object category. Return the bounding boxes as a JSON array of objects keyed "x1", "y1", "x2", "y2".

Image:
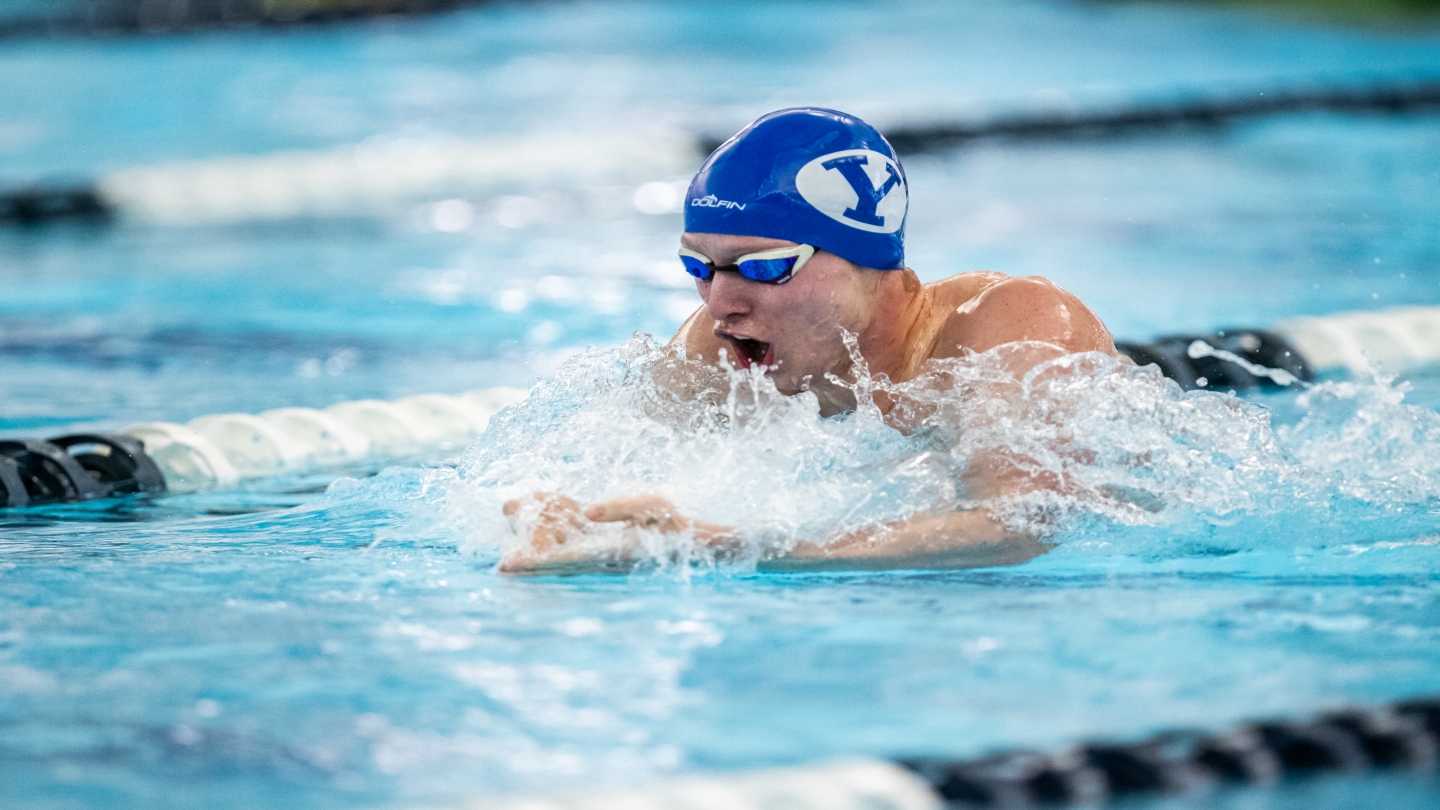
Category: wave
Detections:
[{"x1": 342, "y1": 334, "x2": 1440, "y2": 571}]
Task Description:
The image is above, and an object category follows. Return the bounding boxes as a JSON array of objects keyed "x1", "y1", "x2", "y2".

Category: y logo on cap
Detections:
[{"x1": 794, "y1": 149, "x2": 907, "y2": 233}]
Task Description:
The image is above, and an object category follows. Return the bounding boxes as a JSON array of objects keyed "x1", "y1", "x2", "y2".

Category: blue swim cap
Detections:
[{"x1": 685, "y1": 107, "x2": 908, "y2": 271}]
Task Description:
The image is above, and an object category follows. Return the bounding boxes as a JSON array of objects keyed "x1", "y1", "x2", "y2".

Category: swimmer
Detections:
[{"x1": 501, "y1": 107, "x2": 1117, "y2": 574}]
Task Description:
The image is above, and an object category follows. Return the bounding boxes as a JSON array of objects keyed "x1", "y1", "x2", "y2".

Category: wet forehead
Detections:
[{"x1": 681, "y1": 232, "x2": 798, "y2": 265}]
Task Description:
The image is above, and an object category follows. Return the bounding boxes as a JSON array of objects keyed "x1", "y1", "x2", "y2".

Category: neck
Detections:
[
  {"x1": 858, "y1": 268, "x2": 927, "y2": 380},
  {"x1": 804, "y1": 269, "x2": 927, "y2": 417}
]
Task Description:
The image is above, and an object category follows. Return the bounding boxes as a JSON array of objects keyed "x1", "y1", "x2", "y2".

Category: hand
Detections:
[
  {"x1": 587, "y1": 495, "x2": 735, "y2": 547},
  {"x1": 498, "y1": 492, "x2": 733, "y2": 575},
  {"x1": 499, "y1": 492, "x2": 602, "y2": 574},
  {"x1": 583, "y1": 494, "x2": 693, "y2": 533}
]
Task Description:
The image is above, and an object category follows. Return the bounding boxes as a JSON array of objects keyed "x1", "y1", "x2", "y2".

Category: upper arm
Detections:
[
  {"x1": 925, "y1": 277, "x2": 1115, "y2": 500},
  {"x1": 932, "y1": 276, "x2": 1115, "y2": 360}
]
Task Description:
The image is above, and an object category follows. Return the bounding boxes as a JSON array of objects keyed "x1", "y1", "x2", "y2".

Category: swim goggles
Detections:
[{"x1": 677, "y1": 244, "x2": 816, "y2": 285}]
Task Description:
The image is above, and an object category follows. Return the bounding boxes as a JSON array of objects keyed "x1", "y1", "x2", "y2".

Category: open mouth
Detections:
[{"x1": 722, "y1": 334, "x2": 775, "y2": 371}]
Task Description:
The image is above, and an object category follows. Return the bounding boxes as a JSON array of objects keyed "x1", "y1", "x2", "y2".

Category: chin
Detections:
[{"x1": 768, "y1": 367, "x2": 812, "y2": 394}]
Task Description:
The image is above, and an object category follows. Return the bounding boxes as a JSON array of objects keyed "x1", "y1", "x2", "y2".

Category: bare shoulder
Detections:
[
  {"x1": 926, "y1": 272, "x2": 1115, "y2": 360},
  {"x1": 668, "y1": 306, "x2": 725, "y2": 362},
  {"x1": 922, "y1": 271, "x2": 1009, "y2": 312}
]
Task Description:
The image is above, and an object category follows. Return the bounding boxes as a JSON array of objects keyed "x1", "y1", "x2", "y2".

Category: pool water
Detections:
[{"x1": 2, "y1": 1, "x2": 1440, "y2": 808}]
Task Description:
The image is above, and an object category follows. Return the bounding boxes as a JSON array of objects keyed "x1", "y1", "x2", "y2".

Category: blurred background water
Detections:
[
  {"x1": 2, "y1": 1, "x2": 1440, "y2": 809},
  {"x1": 4, "y1": 0, "x2": 1440, "y2": 429}
]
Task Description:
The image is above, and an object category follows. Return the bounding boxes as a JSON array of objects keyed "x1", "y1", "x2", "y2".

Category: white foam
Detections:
[{"x1": 426, "y1": 335, "x2": 1440, "y2": 570}]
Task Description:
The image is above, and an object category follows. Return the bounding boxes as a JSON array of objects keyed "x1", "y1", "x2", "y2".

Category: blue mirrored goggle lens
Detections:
[
  {"x1": 737, "y1": 256, "x2": 799, "y2": 283},
  {"x1": 680, "y1": 255, "x2": 714, "y2": 280}
]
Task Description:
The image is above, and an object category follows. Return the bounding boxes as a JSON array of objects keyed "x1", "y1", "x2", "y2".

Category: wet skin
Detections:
[{"x1": 500, "y1": 233, "x2": 1118, "y2": 574}]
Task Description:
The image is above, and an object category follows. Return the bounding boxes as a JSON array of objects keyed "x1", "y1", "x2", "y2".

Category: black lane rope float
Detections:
[
  {"x1": 897, "y1": 695, "x2": 1440, "y2": 808},
  {"x1": 1115, "y1": 327, "x2": 1313, "y2": 392},
  {"x1": 0, "y1": 434, "x2": 167, "y2": 509},
  {"x1": 0, "y1": 185, "x2": 110, "y2": 225}
]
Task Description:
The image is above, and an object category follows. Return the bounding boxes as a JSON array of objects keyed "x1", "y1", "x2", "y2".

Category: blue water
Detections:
[{"x1": 3, "y1": 1, "x2": 1440, "y2": 808}]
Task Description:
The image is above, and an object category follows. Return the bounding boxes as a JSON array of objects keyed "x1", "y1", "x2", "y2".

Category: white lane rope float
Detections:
[
  {"x1": 125, "y1": 387, "x2": 526, "y2": 491},
  {"x1": 429, "y1": 696, "x2": 1440, "y2": 810},
  {"x1": 455, "y1": 758, "x2": 943, "y2": 810},
  {"x1": 1, "y1": 130, "x2": 696, "y2": 227},
  {"x1": 1274, "y1": 306, "x2": 1440, "y2": 378},
  {"x1": 5, "y1": 303, "x2": 1440, "y2": 508}
]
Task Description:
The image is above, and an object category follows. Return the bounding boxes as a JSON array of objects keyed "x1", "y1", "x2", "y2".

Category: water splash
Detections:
[{"x1": 360, "y1": 335, "x2": 1440, "y2": 570}]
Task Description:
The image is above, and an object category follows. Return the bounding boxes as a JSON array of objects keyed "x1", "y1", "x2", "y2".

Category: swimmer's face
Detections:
[{"x1": 682, "y1": 232, "x2": 883, "y2": 393}]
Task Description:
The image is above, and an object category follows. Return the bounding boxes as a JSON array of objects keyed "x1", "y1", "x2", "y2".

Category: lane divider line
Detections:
[
  {"x1": 438, "y1": 696, "x2": 1440, "y2": 809},
  {"x1": 120, "y1": 387, "x2": 527, "y2": 491}
]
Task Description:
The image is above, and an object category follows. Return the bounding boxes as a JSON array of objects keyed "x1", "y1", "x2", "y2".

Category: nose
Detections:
[{"x1": 701, "y1": 271, "x2": 755, "y2": 325}]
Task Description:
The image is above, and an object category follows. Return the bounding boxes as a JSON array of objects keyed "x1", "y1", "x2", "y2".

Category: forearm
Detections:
[
  {"x1": 501, "y1": 494, "x2": 1048, "y2": 575},
  {"x1": 761, "y1": 509, "x2": 1050, "y2": 572}
]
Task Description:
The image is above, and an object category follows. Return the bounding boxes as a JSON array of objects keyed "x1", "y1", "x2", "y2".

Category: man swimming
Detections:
[{"x1": 501, "y1": 107, "x2": 1117, "y2": 574}]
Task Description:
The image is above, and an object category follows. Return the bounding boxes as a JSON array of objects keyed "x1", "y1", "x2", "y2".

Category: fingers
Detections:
[
  {"x1": 508, "y1": 493, "x2": 667, "y2": 524},
  {"x1": 504, "y1": 492, "x2": 581, "y2": 518},
  {"x1": 585, "y1": 495, "x2": 690, "y2": 533},
  {"x1": 504, "y1": 492, "x2": 691, "y2": 564},
  {"x1": 496, "y1": 493, "x2": 700, "y2": 576},
  {"x1": 534, "y1": 495, "x2": 586, "y2": 543},
  {"x1": 503, "y1": 492, "x2": 587, "y2": 553},
  {"x1": 585, "y1": 495, "x2": 666, "y2": 522}
]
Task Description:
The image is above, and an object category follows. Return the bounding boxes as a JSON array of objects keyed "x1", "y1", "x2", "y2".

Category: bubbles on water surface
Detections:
[{"x1": 358, "y1": 335, "x2": 1440, "y2": 571}]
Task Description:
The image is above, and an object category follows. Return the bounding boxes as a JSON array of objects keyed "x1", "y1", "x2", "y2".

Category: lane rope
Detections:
[
  {"x1": 121, "y1": 387, "x2": 526, "y2": 491},
  {"x1": 6, "y1": 79, "x2": 1440, "y2": 227},
  {"x1": 0, "y1": 387, "x2": 524, "y2": 507},
  {"x1": 875, "y1": 80, "x2": 1440, "y2": 154},
  {"x1": 443, "y1": 696, "x2": 1440, "y2": 810}
]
